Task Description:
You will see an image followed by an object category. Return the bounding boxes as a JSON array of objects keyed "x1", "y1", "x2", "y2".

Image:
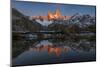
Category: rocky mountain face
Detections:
[
  {"x1": 12, "y1": 8, "x2": 42, "y2": 32},
  {"x1": 48, "y1": 14, "x2": 96, "y2": 33},
  {"x1": 67, "y1": 14, "x2": 96, "y2": 28}
]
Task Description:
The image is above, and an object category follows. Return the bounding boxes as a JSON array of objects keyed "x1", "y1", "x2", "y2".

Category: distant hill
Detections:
[{"x1": 12, "y1": 8, "x2": 42, "y2": 32}]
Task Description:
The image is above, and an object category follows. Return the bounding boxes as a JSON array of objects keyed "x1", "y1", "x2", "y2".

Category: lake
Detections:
[{"x1": 12, "y1": 36, "x2": 96, "y2": 66}]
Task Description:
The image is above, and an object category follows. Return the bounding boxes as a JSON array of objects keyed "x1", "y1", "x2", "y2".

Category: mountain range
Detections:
[{"x1": 12, "y1": 8, "x2": 96, "y2": 33}]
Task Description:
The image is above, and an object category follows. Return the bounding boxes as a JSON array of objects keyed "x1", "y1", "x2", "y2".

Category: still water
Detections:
[{"x1": 12, "y1": 38, "x2": 96, "y2": 66}]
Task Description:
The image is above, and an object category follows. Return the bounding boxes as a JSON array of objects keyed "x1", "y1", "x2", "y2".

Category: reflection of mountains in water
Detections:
[
  {"x1": 13, "y1": 39, "x2": 96, "y2": 66},
  {"x1": 29, "y1": 40, "x2": 71, "y2": 56},
  {"x1": 29, "y1": 39, "x2": 95, "y2": 56}
]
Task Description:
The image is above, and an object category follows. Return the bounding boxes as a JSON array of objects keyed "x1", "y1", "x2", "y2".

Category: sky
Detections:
[{"x1": 12, "y1": 0, "x2": 96, "y2": 16}]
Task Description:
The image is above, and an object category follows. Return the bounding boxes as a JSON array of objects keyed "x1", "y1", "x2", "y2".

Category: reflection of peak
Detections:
[
  {"x1": 48, "y1": 47, "x2": 62, "y2": 56},
  {"x1": 30, "y1": 43, "x2": 70, "y2": 57}
]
